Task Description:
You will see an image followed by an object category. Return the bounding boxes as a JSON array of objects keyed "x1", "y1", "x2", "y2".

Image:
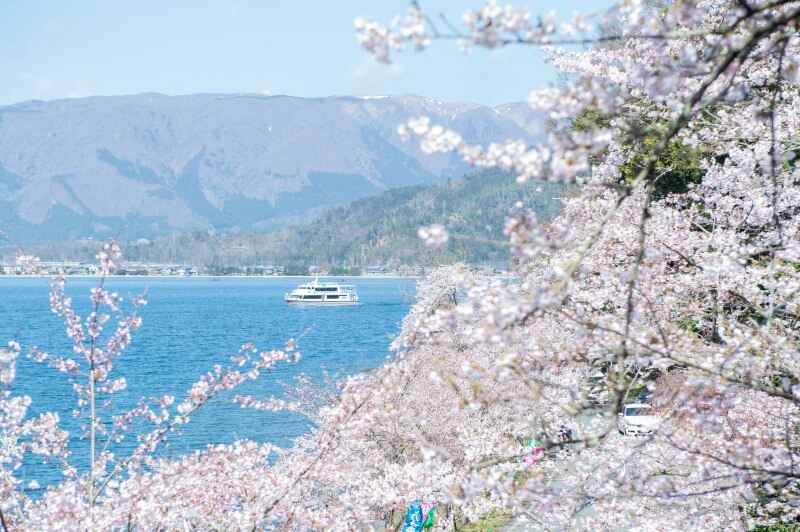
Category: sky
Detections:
[{"x1": 0, "y1": 0, "x2": 612, "y2": 108}]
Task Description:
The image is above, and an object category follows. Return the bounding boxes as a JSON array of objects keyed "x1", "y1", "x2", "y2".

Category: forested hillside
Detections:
[
  {"x1": 252, "y1": 170, "x2": 565, "y2": 267},
  {"x1": 24, "y1": 171, "x2": 566, "y2": 269}
]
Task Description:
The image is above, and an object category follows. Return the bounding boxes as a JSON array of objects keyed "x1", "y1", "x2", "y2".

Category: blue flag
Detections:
[{"x1": 402, "y1": 500, "x2": 423, "y2": 532}]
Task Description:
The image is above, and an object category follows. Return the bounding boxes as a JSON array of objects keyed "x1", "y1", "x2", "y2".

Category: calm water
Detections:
[{"x1": 0, "y1": 276, "x2": 415, "y2": 489}]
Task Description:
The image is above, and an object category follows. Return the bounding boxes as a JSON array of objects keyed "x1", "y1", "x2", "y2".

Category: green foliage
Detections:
[
  {"x1": 627, "y1": 385, "x2": 647, "y2": 401},
  {"x1": 749, "y1": 481, "x2": 800, "y2": 530},
  {"x1": 283, "y1": 263, "x2": 309, "y2": 276},
  {"x1": 571, "y1": 108, "x2": 613, "y2": 132},
  {"x1": 620, "y1": 135, "x2": 706, "y2": 199},
  {"x1": 462, "y1": 508, "x2": 514, "y2": 531},
  {"x1": 329, "y1": 266, "x2": 361, "y2": 276},
  {"x1": 207, "y1": 255, "x2": 241, "y2": 276},
  {"x1": 162, "y1": 171, "x2": 564, "y2": 268},
  {"x1": 571, "y1": 107, "x2": 706, "y2": 199},
  {"x1": 267, "y1": 169, "x2": 565, "y2": 268},
  {"x1": 676, "y1": 315, "x2": 700, "y2": 334},
  {"x1": 513, "y1": 468, "x2": 536, "y2": 486}
]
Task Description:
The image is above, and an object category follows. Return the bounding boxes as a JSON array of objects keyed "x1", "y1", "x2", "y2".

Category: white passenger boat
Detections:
[{"x1": 284, "y1": 278, "x2": 359, "y2": 306}]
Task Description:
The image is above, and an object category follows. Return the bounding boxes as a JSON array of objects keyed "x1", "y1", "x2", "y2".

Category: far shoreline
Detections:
[
  {"x1": 0, "y1": 273, "x2": 516, "y2": 280},
  {"x1": 0, "y1": 274, "x2": 424, "y2": 280}
]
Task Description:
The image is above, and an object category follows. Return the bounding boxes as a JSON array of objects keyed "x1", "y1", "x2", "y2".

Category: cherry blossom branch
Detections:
[{"x1": 557, "y1": 309, "x2": 798, "y2": 403}]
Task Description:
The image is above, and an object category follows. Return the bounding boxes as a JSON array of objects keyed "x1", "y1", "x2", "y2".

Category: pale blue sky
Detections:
[{"x1": 0, "y1": 0, "x2": 612, "y2": 107}]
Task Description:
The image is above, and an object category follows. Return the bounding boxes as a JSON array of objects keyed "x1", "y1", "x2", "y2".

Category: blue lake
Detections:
[{"x1": 0, "y1": 276, "x2": 415, "y2": 489}]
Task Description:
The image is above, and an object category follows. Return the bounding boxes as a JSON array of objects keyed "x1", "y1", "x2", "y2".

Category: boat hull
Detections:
[{"x1": 285, "y1": 299, "x2": 359, "y2": 306}]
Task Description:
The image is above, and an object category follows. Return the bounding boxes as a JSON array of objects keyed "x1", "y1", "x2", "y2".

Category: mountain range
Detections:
[{"x1": 0, "y1": 93, "x2": 545, "y2": 241}]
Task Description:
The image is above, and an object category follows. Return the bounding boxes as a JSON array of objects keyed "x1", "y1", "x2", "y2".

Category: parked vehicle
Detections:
[
  {"x1": 617, "y1": 403, "x2": 658, "y2": 436},
  {"x1": 586, "y1": 373, "x2": 609, "y2": 405}
]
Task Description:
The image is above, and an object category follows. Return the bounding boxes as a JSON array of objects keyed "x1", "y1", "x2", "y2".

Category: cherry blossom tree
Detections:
[
  {"x1": 0, "y1": 239, "x2": 316, "y2": 529},
  {"x1": 3, "y1": 0, "x2": 800, "y2": 529},
  {"x1": 341, "y1": 0, "x2": 800, "y2": 528}
]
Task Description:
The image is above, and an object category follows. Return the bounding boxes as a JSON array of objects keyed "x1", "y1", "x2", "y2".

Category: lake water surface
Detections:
[{"x1": 0, "y1": 276, "x2": 415, "y2": 489}]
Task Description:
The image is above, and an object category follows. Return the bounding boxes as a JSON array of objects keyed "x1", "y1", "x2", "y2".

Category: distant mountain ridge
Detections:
[{"x1": 0, "y1": 93, "x2": 545, "y2": 241}]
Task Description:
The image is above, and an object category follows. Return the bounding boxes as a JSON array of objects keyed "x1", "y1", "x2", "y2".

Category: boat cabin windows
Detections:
[
  {"x1": 314, "y1": 287, "x2": 338, "y2": 292},
  {"x1": 301, "y1": 295, "x2": 323, "y2": 300}
]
